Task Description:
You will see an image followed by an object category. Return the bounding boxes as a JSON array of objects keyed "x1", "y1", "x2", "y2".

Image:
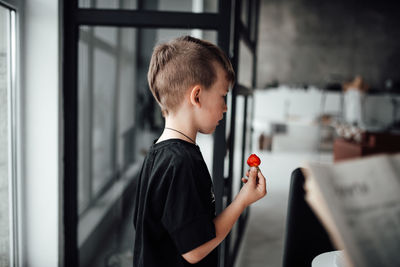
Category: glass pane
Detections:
[
  {"x1": 229, "y1": 95, "x2": 245, "y2": 254},
  {"x1": 241, "y1": 0, "x2": 249, "y2": 27},
  {"x1": 243, "y1": 96, "x2": 253, "y2": 177},
  {"x1": 0, "y1": 5, "x2": 10, "y2": 267},
  {"x1": 238, "y1": 39, "x2": 253, "y2": 88},
  {"x1": 250, "y1": 0, "x2": 258, "y2": 41},
  {"x1": 117, "y1": 28, "x2": 137, "y2": 173},
  {"x1": 79, "y1": 0, "x2": 218, "y2": 12},
  {"x1": 78, "y1": 27, "x2": 218, "y2": 267},
  {"x1": 224, "y1": 90, "x2": 232, "y2": 179},
  {"x1": 91, "y1": 26, "x2": 118, "y2": 196},
  {"x1": 232, "y1": 96, "x2": 245, "y2": 203},
  {"x1": 78, "y1": 26, "x2": 91, "y2": 213}
]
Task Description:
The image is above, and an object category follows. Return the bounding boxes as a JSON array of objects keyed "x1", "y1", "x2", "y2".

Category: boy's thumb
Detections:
[{"x1": 249, "y1": 167, "x2": 257, "y2": 181}]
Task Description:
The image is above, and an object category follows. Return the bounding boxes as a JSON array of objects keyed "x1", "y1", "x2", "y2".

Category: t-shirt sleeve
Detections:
[{"x1": 161, "y1": 156, "x2": 216, "y2": 254}]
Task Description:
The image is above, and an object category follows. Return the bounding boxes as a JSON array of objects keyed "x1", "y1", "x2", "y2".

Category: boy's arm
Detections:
[{"x1": 182, "y1": 167, "x2": 266, "y2": 264}]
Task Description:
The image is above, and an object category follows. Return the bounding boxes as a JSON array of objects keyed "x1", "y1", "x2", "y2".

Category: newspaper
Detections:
[{"x1": 304, "y1": 153, "x2": 400, "y2": 267}]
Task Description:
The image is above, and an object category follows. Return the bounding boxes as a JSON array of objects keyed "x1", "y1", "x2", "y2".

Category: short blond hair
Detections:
[{"x1": 147, "y1": 36, "x2": 235, "y2": 116}]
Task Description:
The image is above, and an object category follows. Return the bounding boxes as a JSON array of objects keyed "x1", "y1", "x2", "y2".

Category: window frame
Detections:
[
  {"x1": 0, "y1": 0, "x2": 17, "y2": 10},
  {"x1": 1, "y1": 1, "x2": 21, "y2": 266},
  {"x1": 223, "y1": 0, "x2": 260, "y2": 265}
]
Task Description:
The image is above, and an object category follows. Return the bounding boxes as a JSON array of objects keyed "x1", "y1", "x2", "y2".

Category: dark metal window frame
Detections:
[
  {"x1": 63, "y1": 0, "x2": 259, "y2": 266},
  {"x1": 0, "y1": 0, "x2": 17, "y2": 10},
  {"x1": 223, "y1": 1, "x2": 260, "y2": 266}
]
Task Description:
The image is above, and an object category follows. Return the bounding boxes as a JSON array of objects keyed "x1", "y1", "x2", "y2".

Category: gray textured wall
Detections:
[{"x1": 257, "y1": 0, "x2": 400, "y2": 89}]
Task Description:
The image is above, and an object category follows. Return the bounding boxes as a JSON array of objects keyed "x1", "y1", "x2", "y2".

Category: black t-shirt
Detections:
[{"x1": 133, "y1": 139, "x2": 218, "y2": 267}]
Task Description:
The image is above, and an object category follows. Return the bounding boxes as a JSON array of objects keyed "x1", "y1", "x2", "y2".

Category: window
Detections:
[
  {"x1": 238, "y1": 39, "x2": 253, "y2": 88},
  {"x1": 79, "y1": 0, "x2": 218, "y2": 13},
  {"x1": 78, "y1": 26, "x2": 218, "y2": 215},
  {"x1": 77, "y1": 25, "x2": 217, "y2": 266},
  {"x1": 0, "y1": 3, "x2": 17, "y2": 267}
]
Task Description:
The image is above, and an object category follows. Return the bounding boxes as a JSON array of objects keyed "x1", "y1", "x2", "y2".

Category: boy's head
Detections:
[{"x1": 147, "y1": 35, "x2": 235, "y2": 116}]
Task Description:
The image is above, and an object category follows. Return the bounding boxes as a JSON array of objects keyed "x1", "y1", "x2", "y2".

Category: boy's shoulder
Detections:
[
  {"x1": 148, "y1": 138, "x2": 201, "y2": 165},
  {"x1": 141, "y1": 139, "x2": 208, "y2": 185}
]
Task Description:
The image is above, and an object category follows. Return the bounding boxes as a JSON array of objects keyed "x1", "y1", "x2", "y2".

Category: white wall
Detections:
[
  {"x1": 21, "y1": 0, "x2": 61, "y2": 266},
  {"x1": 253, "y1": 87, "x2": 341, "y2": 132},
  {"x1": 253, "y1": 87, "x2": 399, "y2": 133}
]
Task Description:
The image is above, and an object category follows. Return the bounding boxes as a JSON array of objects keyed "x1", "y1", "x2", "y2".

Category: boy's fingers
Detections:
[
  {"x1": 257, "y1": 170, "x2": 267, "y2": 193},
  {"x1": 241, "y1": 177, "x2": 248, "y2": 183},
  {"x1": 257, "y1": 169, "x2": 265, "y2": 180},
  {"x1": 248, "y1": 167, "x2": 258, "y2": 184}
]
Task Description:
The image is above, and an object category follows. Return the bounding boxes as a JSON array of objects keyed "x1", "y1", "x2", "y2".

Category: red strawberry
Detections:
[{"x1": 247, "y1": 154, "x2": 261, "y2": 167}]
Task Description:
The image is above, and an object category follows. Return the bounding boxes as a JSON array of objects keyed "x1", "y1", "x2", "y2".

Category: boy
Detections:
[{"x1": 133, "y1": 36, "x2": 267, "y2": 267}]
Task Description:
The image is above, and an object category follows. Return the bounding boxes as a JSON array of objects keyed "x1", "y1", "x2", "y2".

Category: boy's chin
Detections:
[{"x1": 199, "y1": 127, "x2": 216, "y2": 135}]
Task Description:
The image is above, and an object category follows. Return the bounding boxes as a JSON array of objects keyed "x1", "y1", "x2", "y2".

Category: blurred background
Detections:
[{"x1": 1, "y1": 0, "x2": 400, "y2": 267}]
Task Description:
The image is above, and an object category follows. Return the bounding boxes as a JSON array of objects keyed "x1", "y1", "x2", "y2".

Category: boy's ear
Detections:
[{"x1": 189, "y1": 85, "x2": 201, "y2": 107}]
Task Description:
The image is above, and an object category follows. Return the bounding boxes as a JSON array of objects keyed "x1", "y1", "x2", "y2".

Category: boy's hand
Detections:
[{"x1": 237, "y1": 167, "x2": 267, "y2": 208}]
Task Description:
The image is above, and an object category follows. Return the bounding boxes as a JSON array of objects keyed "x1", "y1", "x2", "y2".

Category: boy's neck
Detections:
[{"x1": 157, "y1": 111, "x2": 198, "y2": 145}]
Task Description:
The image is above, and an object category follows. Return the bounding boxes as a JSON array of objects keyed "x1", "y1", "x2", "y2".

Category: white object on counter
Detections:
[{"x1": 312, "y1": 250, "x2": 347, "y2": 267}]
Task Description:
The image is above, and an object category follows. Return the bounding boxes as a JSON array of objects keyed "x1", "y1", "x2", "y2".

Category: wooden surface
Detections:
[{"x1": 333, "y1": 132, "x2": 400, "y2": 162}]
